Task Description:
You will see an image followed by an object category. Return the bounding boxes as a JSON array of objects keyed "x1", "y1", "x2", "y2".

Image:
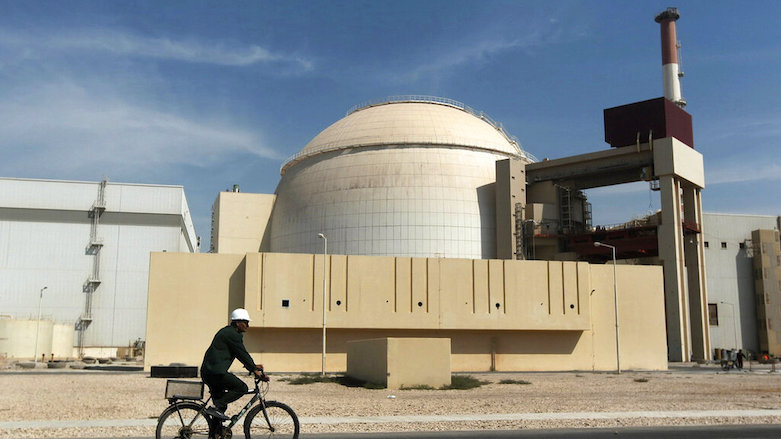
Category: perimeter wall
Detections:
[{"x1": 145, "y1": 252, "x2": 667, "y2": 372}]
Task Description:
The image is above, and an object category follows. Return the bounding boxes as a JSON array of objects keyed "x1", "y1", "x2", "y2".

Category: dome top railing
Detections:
[
  {"x1": 349, "y1": 95, "x2": 535, "y2": 161},
  {"x1": 280, "y1": 96, "x2": 537, "y2": 174}
]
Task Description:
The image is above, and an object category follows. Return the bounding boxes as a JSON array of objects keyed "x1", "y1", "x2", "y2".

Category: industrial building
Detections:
[
  {"x1": 147, "y1": 95, "x2": 671, "y2": 372},
  {"x1": 702, "y1": 213, "x2": 781, "y2": 357},
  {"x1": 0, "y1": 177, "x2": 197, "y2": 359},
  {"x1": 145, "y1": 8, "x2": 713, "y2": 372}
]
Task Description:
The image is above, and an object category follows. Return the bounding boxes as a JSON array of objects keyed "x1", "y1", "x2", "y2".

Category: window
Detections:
[
  {"x1": 704, "y1": 241, "x2": 709, "y2": 248},
  {"x1": 721, "y1": 242, "x2": 727, "y2": 249},
  {"x1": 708, "y1": 303, "x2": 719, "y2": 326},
  {"x1": 739, "y1": 242, "x2": 746, "y2": 249}
]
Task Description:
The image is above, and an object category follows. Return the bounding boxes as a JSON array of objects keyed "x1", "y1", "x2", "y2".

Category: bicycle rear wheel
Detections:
[
  {"x1": 156, "y1": 401, "x2": 210, "y2": 439},
  {"x1": 244, "y1": 400, "x2": 300, "y2": 439}
]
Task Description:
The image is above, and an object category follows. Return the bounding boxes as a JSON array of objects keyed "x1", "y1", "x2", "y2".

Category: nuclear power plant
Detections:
[
  {"x1": 2, "y1": 8, "x2": 779, "y2": 370},
  {"x1": 142, "y1": 7, "x2": 758, "y2": 374}
]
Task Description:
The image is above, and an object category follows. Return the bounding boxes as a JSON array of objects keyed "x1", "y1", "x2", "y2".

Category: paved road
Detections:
[
  {"x1": 112, "y1": 424, "x2": 781, "y2": 439},
  {"x1": 304, "y1": 424, "x2": 781, "y2": 438}
]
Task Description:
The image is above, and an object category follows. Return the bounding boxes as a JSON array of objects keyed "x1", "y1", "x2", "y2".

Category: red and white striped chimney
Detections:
[{"x1": 655, "y1": 7, "x2": 686, "y2": 108}]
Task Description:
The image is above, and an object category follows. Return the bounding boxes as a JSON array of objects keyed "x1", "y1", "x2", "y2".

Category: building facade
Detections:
[
  {"x1": 266, "y1": 97, "x2": 535, "y2": 259},
  {"x1": 0, "y1": 177, "x2": 197, "y2": 358},
  {"x1": 703, "y1": 213, "x2": 781, "y2": 357}
]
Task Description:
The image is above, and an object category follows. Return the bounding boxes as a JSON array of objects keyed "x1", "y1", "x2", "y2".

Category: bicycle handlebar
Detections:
[{"x1": 250, "y1": 366, "x2": 269, "y2": 382}]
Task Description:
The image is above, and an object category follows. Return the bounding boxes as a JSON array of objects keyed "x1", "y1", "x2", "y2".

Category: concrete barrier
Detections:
[{"x1": 347, "y1": 337, "x2": 451, "y2": 389}]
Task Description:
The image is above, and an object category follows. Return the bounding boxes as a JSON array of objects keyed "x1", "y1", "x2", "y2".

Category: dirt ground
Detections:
[{"x1": 2, "y1": 363, "x2": 781, "y2": 438}]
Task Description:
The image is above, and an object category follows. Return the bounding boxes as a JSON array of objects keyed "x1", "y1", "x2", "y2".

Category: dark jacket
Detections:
[{"x1": 201, "y1": 325, "x2": 257, "y2": 376}]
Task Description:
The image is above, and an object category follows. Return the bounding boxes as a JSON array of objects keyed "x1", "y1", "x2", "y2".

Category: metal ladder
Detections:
[{"x1": 77, "y1": 178, "x2": 107, "y2": 357}]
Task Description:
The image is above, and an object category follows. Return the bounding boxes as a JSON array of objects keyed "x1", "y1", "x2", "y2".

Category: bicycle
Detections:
[{"x1": 156, "y1": 369, "x2": 300, "y2": 439}]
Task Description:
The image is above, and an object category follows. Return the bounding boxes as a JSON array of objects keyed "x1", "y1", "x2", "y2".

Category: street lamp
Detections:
[
  {"x1": 34, "y1": 286, "x2": 48, "y2": 363},
  {"x1": 594, "y1": 242, "x2": 620, "y2": 374},
  {"x1": 317, "y1": 233, "x2": 328, "y2": 376},
  {"x1": 719, "y1": 301, "x2": 739, "y2": 350}
]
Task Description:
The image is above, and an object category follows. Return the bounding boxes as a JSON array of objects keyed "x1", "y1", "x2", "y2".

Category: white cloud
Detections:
[
  {"x1": 701, "y1": 115, "x2": 781, "y2": 144},
  {"x1": 413, "y1": 37, "x2": 536, "y2": 76},
  {"x1": 0, "y1": 28, "x2": 313, "y2": 70},
  {"x1": 706, "y1": 162, "x2": 781, "y2": 185},
  {"x1": 400, "y1": 8, "x2": 576, "y2": 80},
  {"x1": 0, "y1": 82, "x2": 280, "y2": 177}
]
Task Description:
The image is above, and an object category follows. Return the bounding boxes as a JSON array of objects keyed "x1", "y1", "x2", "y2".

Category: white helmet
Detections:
[{"x1": 230, "y1": 308, "x2": 251, "y2": 322}]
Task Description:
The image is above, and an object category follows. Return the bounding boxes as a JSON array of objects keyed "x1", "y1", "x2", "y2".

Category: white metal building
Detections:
[
  {"x1": 703, "y1": 212, "x2": 780, "y2": 355},
  {"x1": 268, "y1": 96, "x2": 536, "y2": 259},
  {"x1": 0, "y1": 177, "x2": 197, "y2": 357}
]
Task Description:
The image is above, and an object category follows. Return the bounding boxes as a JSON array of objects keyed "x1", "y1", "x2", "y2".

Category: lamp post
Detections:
[
  {"x1": 317, "y1": 233, "x2": 328, "y2": 376},
  {"x1": 34, "y1": 286, "x2": 48, "y2": 362},
  {"x1": 594, "y1": 242, "x2": 620, "y2": 374},
  {"x1": 719, "y1": 301, "x2": 739, "y2": 350}
]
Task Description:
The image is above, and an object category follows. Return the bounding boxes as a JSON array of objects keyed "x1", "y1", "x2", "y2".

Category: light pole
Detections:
[
  {"x1": 34, "y1": 286, "x2": 48, "y2": 362},
  {"x1": 317, "y1": 233, "x2": 328, "y2": 376},
  {"x1": 594, "y1": 242, "x2": 620, "y2": 374},
  {"x1": 719, "y1": 301, "x2": 739, "y2": 350}
]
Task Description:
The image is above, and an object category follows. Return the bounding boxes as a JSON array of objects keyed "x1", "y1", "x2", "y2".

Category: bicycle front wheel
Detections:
[
  {"x1": 156, "y1": 401, "x2": 210, "y2": 439},
  {"x1": 244, "y1": 400, "x2": 300, "y2": 439}
]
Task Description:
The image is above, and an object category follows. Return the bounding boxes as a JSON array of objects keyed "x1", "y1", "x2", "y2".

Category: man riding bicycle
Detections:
[{"x1": 201, "y1": 308, "x2": 265, "y2": 421}]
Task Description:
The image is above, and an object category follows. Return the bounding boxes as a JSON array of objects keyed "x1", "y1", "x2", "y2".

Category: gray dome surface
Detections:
[{"x1": 269, "y1": 97, "x2": 531, "y2": 259}]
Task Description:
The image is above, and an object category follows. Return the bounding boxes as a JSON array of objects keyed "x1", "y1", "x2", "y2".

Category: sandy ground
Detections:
[{"x1": 2, "y1": 363, "x2": 781, "y2": 438}]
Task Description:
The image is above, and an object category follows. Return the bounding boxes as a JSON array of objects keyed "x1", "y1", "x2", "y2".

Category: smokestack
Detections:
[{"x1": 655, "y1": 7, "x2": 686, "y2": 108}]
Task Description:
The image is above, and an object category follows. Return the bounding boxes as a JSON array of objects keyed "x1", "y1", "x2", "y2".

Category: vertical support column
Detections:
[
  {"x1": 683, "y1": 184, "x2": 710, "y2": 360},
  {"x1": 657, "y1": 175, "x2": 690, "y2": 361},
  {"x1": 495, "y1": 159, "x2": 526, "y2": 259}
]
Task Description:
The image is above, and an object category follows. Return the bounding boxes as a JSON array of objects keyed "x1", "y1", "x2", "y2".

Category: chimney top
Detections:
[{"x1": 655, "y1": 7, "x2": 680, "y2": 23}]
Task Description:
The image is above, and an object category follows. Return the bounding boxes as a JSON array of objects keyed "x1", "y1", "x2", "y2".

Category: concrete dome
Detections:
[{"x1": 269, "y1": 97, "x2": 533, "y2": 259}]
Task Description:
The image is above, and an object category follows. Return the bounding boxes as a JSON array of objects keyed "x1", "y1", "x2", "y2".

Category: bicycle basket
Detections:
[{"x1": 165, "y1": 380, "x2": 204, "y2": 400}]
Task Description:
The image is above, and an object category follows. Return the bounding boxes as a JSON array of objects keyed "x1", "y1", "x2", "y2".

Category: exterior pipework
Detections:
[{"x1": 655, "y1": 8, "x2": 686, "y2": 108}]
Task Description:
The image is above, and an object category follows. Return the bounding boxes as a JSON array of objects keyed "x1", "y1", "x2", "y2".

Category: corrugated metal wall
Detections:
[{"x1": 0, "y1": 178, "x2": 197, "y2": 348}]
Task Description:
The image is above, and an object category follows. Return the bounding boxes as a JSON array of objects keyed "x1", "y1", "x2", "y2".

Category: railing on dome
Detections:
[
  {"x1": 348, "y1": 95, "x2": 537, "y2": 162},
  {"x1": 280, "y1": 95, "x2": 537, "y2": 174}
]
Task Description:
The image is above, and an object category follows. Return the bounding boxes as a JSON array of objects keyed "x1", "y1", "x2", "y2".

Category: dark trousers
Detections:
[{"x1": 201, "y1": 371, "x2": 248, "y2": 412}]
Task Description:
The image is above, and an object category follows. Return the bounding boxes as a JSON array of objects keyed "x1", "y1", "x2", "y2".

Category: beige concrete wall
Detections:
[
  {"x1": 495, "y1": 158, "x2": 526, "y2": 260},
  {"x1": 347, "y1": 338, "x2": 451, "y2": 389},
  {"x1": 346, "y1": 338, "x2": 388, "y2": 385},
  {"x1": 247, "y1": 254, "x2": 591, "y2": 331},
  {"x1": 145, "y1": 252, "x2": 667, "y2": 372},
  {"x1": 589, "y1": 264, "x2": 668, "y2": 370},
  {"x1": 212, "y1": 192, "x2": 275, "y2": 254},
  {"x1": 652, "y1": 137, "x2": 705, "y2": 188},
  {"x1": 145, "y1": 252, "x2": 248, "y2": 368},
  {"x1": 753, "y1": 229, "x2": 781, "y2": 355},
  {"x1": 387, "y1": 337, "x2": 451, "y2": 388}
]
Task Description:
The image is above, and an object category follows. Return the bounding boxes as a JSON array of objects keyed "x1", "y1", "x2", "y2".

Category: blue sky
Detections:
[{"x1": 1, "y1": 0, "x2": 779, "y2": 249}]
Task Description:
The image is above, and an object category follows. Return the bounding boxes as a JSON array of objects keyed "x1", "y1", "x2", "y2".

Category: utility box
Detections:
[
  {"x1": 346, "y1": 338, "x2": 451, "y2": 389},
  {"x1": 604, "y1": 97, "x2": 693, "y2": 148}
]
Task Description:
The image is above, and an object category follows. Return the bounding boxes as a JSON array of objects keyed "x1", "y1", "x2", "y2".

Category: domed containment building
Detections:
[
  {"x1": 147, "y1": 94, "x2": 709, "y2": 372},
  {"x1": 267, "y1": 97, "x2": 534, "y2": 259}
]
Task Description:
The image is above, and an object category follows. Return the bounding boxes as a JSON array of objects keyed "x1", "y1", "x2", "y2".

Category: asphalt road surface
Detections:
[
  {"x1": 110, "y1": 424, "x2": 781, "y2": 439},
  {"x1": 302, "y1": 424, "x2": 781, "y2": 438}
]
